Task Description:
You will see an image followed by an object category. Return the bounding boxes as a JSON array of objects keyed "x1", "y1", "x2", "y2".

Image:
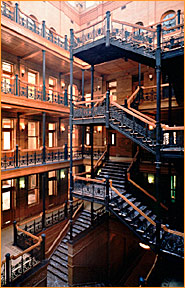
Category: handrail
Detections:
[
  {"x1": 127, "y1": 86, "x2": 140, "y2": 107},
  {"x1": 164, "y1": 23, "x2": 184, "y2": 32},
  {"x1": 46, "y1": 201, "x2": 83, "y2": 256},
  {"x1": 94, "y1": 146, "x2": 107, "y2": 169},
  {"x1": 127, "y1": 174, "x2": 168, "y2": 211},
  {"x1": 141, "y1": 83, "x2": 169, "y2": 90},
  {"x1": 110, "y1": 180, "x2": 156, "y2": 226},
  {"x1": 17, "y1": 212, "x2": 43, "y2": 227},
  {"x1": 74, "y1": 175, "x2": 106, "y2": 184},
  {"x1": 75, "y1": 18, "x2": 105, "y2": 34},
  {"x1": 111, "y1": 100, "x2": 156, "y2": 127},
  {"x1": 127, "y1": 147, "x2": 140, "y2": 173},
  {"x1": 75, "y1": 146, "x2": 107, "y2": 177},
  {"x1": 162, "y1": 125, "x2": 184, "y2": 131},
  {"x1": 129, "y1": 107, "x2": 156, "y2": 124},
  {"x1": 161, "y1": 225, "x2": 184, "y2": 237},
  {"x1": 111, "y1": 19, "x2": 156, "y2": 32},
  {"x1": 127, "y1": 149, "x2": 168, "y2": 211},
  {"x1": 74, "y1": 96, "x2": 105, "y2": 106},
  {"x1": 145, "y1": 13, "x2": 177, "y2": 29}
]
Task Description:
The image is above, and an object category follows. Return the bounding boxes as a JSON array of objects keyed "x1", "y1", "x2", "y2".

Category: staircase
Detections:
[
  {"x1": 95, "y1": 160, "x2": 184, "y2": 258},
  {"x1": 47, "y1": 210, "x2": 92, "y2": 287},
  {"x1": 110, "y1": 105, "x2": 156, "y2": 154}
]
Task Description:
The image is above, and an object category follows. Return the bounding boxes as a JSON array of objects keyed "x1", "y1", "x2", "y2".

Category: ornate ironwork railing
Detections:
[
  {"x1": 1, "y1": 1, "x2": 69, "y2": 50},
  {"x1": 74, "y1": 17, "x2": 106, "y2": 48},
  {"x1": 161, "y1": 126, "x2": 184, "y2": 150},
  {"x1": 73, "y1": 99, "x2": 106, "y2": 119},
  {"x1": 1, "y1": 75, "x2": 68, "y2": 106},
  {"x1": 1, "y1": 229, "x2": 44, "y2": 287},
  {"x1": 111, "y1": 19, "x2": 157, "y2": 50}
]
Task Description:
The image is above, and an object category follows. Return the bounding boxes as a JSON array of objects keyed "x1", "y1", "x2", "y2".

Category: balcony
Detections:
[
  {"x1": 1, "y1": 75, "x2": 68, "y2": 106},
  {"x1": 1, "y1": 1, "x2": 69, "y2": 51}
]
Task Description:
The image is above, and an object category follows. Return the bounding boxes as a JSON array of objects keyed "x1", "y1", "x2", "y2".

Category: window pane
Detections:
[
  {"x1": 49, "y1": 171, "x2": 55, "y2": 178},
  {"x1": 49, "y1": 133, "x2": 53, "y2": 147},
  {"x1": 28, "y1": 137, "x2": 36, "y2": 149},
  {"x1": 2, "y1": 191, "x2": 10, "y2": 211},
  {"x1": 28, "y1": 122, "x2": 36, "y2": 136},
  {"x1": 49, "y1": 78, "x2": 54, "y2": 86},
  {"x1": 3, "y1": 132, "x2": 11, "y2": 150},
  {"x1": 2, "y1": 62, "x2": 12, "y2": 73},
  {"x1": 2, "y1": 180, "x2": 12, "y2": 188},
  {"x1": 28, "y1": 72, "x2": 36, "y2": 84},
  {"x1": 28, "y1": 189, "x2": 39, "y2": 205},
  {"x1": 2, "y1": 119, "x2": 12, "y2": 128},
  {"x1": 48, "y1": 123, "x2": 55, "y2": 130},
  {"x1": 28, "y1": 175, "x2": 36, "y2": 189},
  {"x1": 49, "y1": 181, "x2": 53, "y2": 195},
  {"x1": 111, "y1": 134, "x2": 115, "y2": 145},
  {"x1": 86, "y1": 133, "x2": 90, "y2": 145}
]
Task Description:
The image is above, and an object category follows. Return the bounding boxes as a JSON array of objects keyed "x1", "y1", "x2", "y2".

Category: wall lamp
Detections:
[
  {"x1": 60, "y1": 124, "x2": 65, "y2": 133},
  {"x1": 149, "y1": 74, "x2": 153, "y2": 81},
  {"x1": 20, "y1": 119, "x2": 25, "y2": 131},
  {"x1": 97, "y1": 126, "x2": 102, "y2": 133},
  {"x1": 21, "y1": 69, "x2": 25, "y2": 77}
]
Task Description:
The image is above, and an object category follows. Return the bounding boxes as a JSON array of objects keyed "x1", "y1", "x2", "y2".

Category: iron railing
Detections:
[
  {"x1": 1, "y1": 1, "x2": 69, "y2": 50},
  {"x1": 1, "y1": 75, "x2": 68, "y2": 106}
]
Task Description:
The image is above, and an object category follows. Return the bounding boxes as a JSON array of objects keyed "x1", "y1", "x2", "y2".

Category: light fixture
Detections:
[
  {"x1": 60, "y1": 124, "x2": 65, "y2": 133},
  {"x1": 61, "y1": 81, "x2": 65, "y2": 89},
  {"x1": 148, "y1": 174, "x2": 154, "y2": 184},
  {"x1": 60, "y1": 170, "x2": 65, "y2": 179},
  {"x1": 149, "y1": 124, "x2": 154, "y2": 130},
  {"x1": 149, "y1": 73, "x2": 153, "y2": 81},
  {"x1": 97, "y1": 85, "x2": 101, "y2": 91},
  {"x1": 19, "y1": 177, "x2": 25, "y2": 189},
  {"x1": 20, "y1": 119, "x2": 25, "y2": 131},
  {"x1": 97, "y1": 126, "x2": 102, "y2": 133},
  {"x1": 21, "y1": 69, "x2": 25, "y2": 77},
  {"x1": 139, "y1": 243, "x2": 150, "y2": 249}
]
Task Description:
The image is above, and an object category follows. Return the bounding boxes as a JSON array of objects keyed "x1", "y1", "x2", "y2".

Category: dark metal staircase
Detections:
[
  {"x1": 73, "y1": 160, "x2": 184, "y2": 259},
  {"x1": 47, "y1": 209, "x2": 102, "y2": 287}
]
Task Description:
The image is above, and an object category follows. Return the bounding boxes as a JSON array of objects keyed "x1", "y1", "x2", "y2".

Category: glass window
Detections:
[
  {"x1": 28, "y1": 175, "x2": 39, "y2": 205},
  {"x1": 2, "y1": 191, "x2": 11, "y2": 211},
  {"x1": 48, "y1": 171, "x2": 57, "y2": 196},
  {"x1": 48, "y1": 123, "x2": 56, "y2": 148},
  {"x1": 111, "y1": 133, "x2": 116, "y2": 146},
  {"x1": 2, "y1": 61, "x2": 13, "y2": 73},
  {"x1": 171, "y1": 175, "x2": 176, "y2": 203},
  {"x1": 2, "y1": 119, "x2": 13, "y2": 150},
  {"x1": 28, "y1": 71, "x2": 37, "y2": 99},
  {"x1": 161, "y1": 11, "x2": 176, "y2": 33},
  {"x1": 108, "y1": 81, "x2": 117, "y2": 102},
  {"x1": 28, "y1": 122, "x2": 39, "y2": 149}
]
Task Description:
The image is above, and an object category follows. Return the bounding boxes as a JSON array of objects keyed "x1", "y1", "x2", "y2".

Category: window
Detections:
[
  {"x1": 48, "y1": 77, "x2": 57, "y2": 102},
  {"x1": 28, "y1": 175, "x2": 39, "y2": 205},
  {"x1": 48, "y1": 171, "x2": 57, "y2": 196},
  {"x1": 2, "y1": 119, "x2": 14, "y2": 150},
  {"x1": 86, "y1": 127, "x2": 90, "y2": 146},
  {"x1": 2, "y1": 61, "x2": 13, "y2": 94},
  {"x1": 110, "y1": 133, "x2": 116, "y2": 146},
  {"x1": 171, "y1": 175, "x2": 176, "y2": 203},
  {"x1": 161, "y1": 11, "x2": 176, "y2": 33},
  {"x1": 148, "y1": 174, "x2": 155, "y2": 184},
  {"x1": 28, "y1": 71, "x2": 37, "y2": 99},
  {"x1": 1, "y1": 179, "x2": 13, "y2": 211},
  {"x1": 48, "y1": 123, "x2": 57, "y2": 148},
  {"x1": 28, "y1": 121, "x2": 39, "y2": 149},
  {"x1": 107, "y1": 81, "x2": 117, "y2": 102},
  {"x1": 135, "y1": 22, "x2": 144, "y2": 36}
]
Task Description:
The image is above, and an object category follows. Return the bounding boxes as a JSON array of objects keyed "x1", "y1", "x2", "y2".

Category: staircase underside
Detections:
[{"x1": 73, "y1": 38, "x2": 183, "y2": 67}]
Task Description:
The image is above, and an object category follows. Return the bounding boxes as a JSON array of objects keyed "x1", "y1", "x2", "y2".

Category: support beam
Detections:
[
  {"x1": 42, "y1": 173, "x2": 46, "y2": 229},
  {"x1": 155, "y1": 24, "x2": 162, "y2": 251},
  {"x1": 82, "y1": 69, "x2": 85, "y2": 159},
  {"x1": 42, "y1": 112, "x2": 46, "y2": 164},
  {"x1": 69, "y1": 29, "x2": 74, "y2": 241},
  {"x1": 42, "y1": 50, "x2": 46, "y2": 101}
]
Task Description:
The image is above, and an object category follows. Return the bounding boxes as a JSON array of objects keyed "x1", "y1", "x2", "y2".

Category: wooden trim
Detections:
[
  {"x1": 1, "y1": 93, "x2": 70, "y2": 114},
  {"x1": 111, "y1": 19, "x2": 156, "y2": 32}
]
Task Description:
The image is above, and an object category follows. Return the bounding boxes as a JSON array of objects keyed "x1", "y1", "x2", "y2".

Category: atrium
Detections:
[{"x1": 1, "y1": 1, "x2": 184, "y2": 287}]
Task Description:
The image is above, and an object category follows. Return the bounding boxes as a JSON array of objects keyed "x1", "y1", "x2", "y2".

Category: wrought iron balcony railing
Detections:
[
  {"x1": 1, "y1": 1, "x2": 69, "y2": 50},
  {"x1": 1, "y1": 75, "x2": 68, "y2": 106}
]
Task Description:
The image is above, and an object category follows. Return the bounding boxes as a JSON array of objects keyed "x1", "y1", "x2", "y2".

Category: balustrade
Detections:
[
  {"x1": 1, "y1": 75, "x2": 68, "y2": 106},
  {"x1": 1, "y1": 2, "x2": 69, "y2": 50}
]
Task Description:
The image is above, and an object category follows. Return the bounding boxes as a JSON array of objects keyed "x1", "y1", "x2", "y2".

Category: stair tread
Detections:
[{"x1": 47, "y1": 265, "x2": 68, "y2": 282}]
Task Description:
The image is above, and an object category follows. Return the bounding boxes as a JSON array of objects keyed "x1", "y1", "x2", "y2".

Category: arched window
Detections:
[
  {"x1": 134, "y1": 22, "x2": 144, "y2": 36},
  {"x1": 28, "y1": 15, "x2": 38, "y2": 32},
  {"x1": 49, "y1": 27, "x2": 56, "y2": 33},
  {"x1": 161, "y1": 10, "x2": 176, "y2": 31},
  {"x1": 29, "y1": 14, "x2": 38, "y2": 22}
]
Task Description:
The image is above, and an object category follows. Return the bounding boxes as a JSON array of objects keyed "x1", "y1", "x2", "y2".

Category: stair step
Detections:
[
  {"x1": 51, "y1": 255, "x2": 68, "y2": 273},
  {"x1": 47, "y1": 265, "x2": 68, "y2": 283},
  {"x1": 58, "y1": 245, "x2": 68, "y2": 255},
  {"x1": 53, "y1": 250, "x2": 68, "y2": 262}
]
